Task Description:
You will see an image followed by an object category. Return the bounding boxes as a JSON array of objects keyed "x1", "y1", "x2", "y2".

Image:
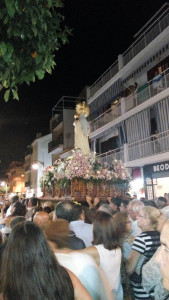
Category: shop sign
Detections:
[
  {"x1": 153, "y1": 162, "x2": 169, "y2": 172},
  {"x1": 143, "y1": 161, "x2": 169, "y2": 179}
]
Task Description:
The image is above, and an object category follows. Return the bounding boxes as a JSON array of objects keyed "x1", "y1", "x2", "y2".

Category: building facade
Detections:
[
  {"x1": 7, "y1": 161, "x2": 25, "y2": 195},
  {"x1": 87, "y1": 4, "x2": 169, "y2": 199},
  {"x1": 25, "y1": 133, "x2": 52, "y2": 198}
]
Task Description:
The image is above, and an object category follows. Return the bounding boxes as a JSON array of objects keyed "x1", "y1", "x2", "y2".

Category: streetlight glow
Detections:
[{"x1": 32, "y1": 163, "x2": 39, "y2": 170}]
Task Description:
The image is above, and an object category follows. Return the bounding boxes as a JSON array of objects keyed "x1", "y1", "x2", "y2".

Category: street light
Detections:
[{"x1": 32, "y1": 161, "x2": 44, "y2": 170}]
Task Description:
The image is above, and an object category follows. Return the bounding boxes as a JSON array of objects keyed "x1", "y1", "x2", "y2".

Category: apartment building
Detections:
[
  {"x1": 87, "y1": 4, "x2": 169, "y2": 200},
  {"x1": 7, "y1": 161, "x2": 25, "y2": 195}
]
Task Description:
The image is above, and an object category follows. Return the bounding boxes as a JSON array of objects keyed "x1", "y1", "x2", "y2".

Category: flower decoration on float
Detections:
[{"x1": 40, "y1": 149, "x2": 130, "y2": 190}]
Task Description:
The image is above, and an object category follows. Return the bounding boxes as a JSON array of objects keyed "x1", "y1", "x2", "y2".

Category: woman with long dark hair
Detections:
[{"x1": 0, "y1": 221, "x2": 74, "y2": 300}]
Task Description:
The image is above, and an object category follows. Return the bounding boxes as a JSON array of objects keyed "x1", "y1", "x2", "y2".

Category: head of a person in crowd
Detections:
[
  {"x1": 11, "y1": 202, "x2": 26, "y2": 217},
  {"x1": 119, "y1": 200, "x2": 129, "y2": 213},
  {"x1": 109, "y1": 197, "x2": 121, "y2": 211},
  {"x1": 1, "y1": 221, "x2": 74, "y2": 299},
  {"x1": 157, "y1": 197, "x2": 167, "y2": 209},
  {"x1": 98, "y1": 204, "x2": 114, "y2": 216},
  {"x1": 113, "y1": 212, "x2": 131, "y2": 237},
  {"x1": 31, "y1": 206, "x2": 43, "y2": 221},
  {"x1": 137, "y1": 206, "x2": 161, "y2": 231},
  {"x1": 28, "y1": 197, "x2": 38, "y2": 208},
  {"x1": 33, "y1": 211, "x2": 50, "y2": 230},
  {"x1": 54, "y1": 200, "x2": 74, "y2": 222},
  {"x1": 81, "y1": 205, "x2": 95, "y2": 224},
  {"x1": 9, "y1": 216, "x2": 26, "y2": 230},
  {"x1": 43, "y1": 201, "x2": 54, "y2": 211},
  {"x1": 127, "y1": 199, "x2": 144, "y2": 221},
  {"x1": 141, "y1": 199, "x2": 157, "y2": 208},
  {"x1": 43, "y1": 206, "x2": 52, "y2": 214},
  {"x1": 155, "y1": 220, "x2": 169, "y2": 291},
  {"x1": 11, "y1": 195, "x2": 19, "y2": 205},
  {"x1": 92, "y1": 211, "x2": 119, "y2": 250},
  {"x1": 44, "y1": 219, "x2": 70, "y2": 250},
  {"x1": 71, "y1": 203, "x2": 85, "y2": 221},
  {"x1": 157, "y1": 206, "x2": 169, "y2": 232}
]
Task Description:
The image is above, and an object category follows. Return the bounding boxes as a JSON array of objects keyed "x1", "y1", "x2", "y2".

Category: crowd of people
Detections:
[{"x1": 0, "y1": 193, "x2": 169, "y2": 300}]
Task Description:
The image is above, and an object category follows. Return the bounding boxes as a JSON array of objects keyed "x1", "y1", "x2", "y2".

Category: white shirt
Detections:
[
  {"x1": 69, "y1": 220, "x2": 93, "y2": 246},
  {"x1": 131, "y1": 219, "x2": 142, "y2": 237},
  {"x1": 55, "y1": 252, "x2": 113, "y2": 300}
]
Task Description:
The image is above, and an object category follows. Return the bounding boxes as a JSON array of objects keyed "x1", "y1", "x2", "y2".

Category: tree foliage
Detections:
[{"x1": 0, "y1": 0, "x2": 70, "y2": 101}]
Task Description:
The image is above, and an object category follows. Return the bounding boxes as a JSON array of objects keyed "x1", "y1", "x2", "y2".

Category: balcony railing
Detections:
[
  {"x1": 123, "y1": 12, "x2": 169, "y2": 66},
  {"x1": 125, "y1": 68, "x2": 169, "y2": 112},
  {"x1": 90, "y1": 60, "x2": 119, "y2": 98},
  {"x1": 89, "y1": 10, "x2": 169, "y2": 98},
  {"x1": 48, "y1": 135, "x2": 63, "y2": 153},
  {"x1": 128, "y1": 130, "x2": 169, "y2": 161},
  {"x1": 90, "y1": 102, "x2": 121, "y2": 133},
  {"x1": 98, "y1": 147, "x2": 124, "y2": 164}
]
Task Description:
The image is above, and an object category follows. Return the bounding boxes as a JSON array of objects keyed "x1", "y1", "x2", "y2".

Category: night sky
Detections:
[{"x1": 0, "y1": 0, "x2": 163, "y2": 178}]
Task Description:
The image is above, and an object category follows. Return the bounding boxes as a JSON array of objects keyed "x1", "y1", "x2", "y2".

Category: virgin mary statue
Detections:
[{"x1": 74, "y1": 102, "x2": 90, "y2": 155}]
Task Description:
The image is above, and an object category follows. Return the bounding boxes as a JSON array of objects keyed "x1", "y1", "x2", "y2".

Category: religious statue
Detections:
[{"x1": 74, "y1": 101, "x2": 90, "y2": 155}]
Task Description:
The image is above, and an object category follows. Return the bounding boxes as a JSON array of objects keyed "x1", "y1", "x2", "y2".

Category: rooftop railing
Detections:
[
  {"x1": 98, "y1": 147, "x2": 124, "y2": 164},
  {"x1": 128, "y1": 130, "x2": 169, "y2": 161},
  {"x1": 89, "y1": 10, "x2": 169, "y2": 98},
  {"x1": 90, "y1": 101, "x2": 121, "y2": 133}
]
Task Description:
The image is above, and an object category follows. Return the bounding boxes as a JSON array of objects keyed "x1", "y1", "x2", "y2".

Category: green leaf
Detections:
[
  {"x1": 2, "y1": 80, "x2": 9, "y2": 88},
  {"x1": 35, "y1": 69, "x2": 45, "y2": 80},
  {"x1": 12, "y1": 88, "x2": 19, "y2": 100},
  {"x1": 5, "y1": 0, "x2": 15, "y2": 17},
  {"x1": 31, "y1": 16, "x2": 37, "y2": 25},
  {"x1": 31, "y1": 25, "x2": 38, "y2": 37},
  {"x1": 4, "y1": 89, "x2": 10, "y2": 102},
  {"x1": 4, "y1": 16, "x2": 9, "y2": 24},
  {"x1": 0, "y1": 42, "x2": 7, "y2": 57}
]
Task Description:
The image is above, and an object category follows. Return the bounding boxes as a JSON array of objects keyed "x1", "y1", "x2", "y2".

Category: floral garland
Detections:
[{"x1": 40, "y1": 150, "x2": 130, "y2": 190}]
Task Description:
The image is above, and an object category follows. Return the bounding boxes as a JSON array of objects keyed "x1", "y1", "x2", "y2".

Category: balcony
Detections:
[
  {"x1": 90, "y1": 101, "x2": 121, "y2": 132},
  {"x1": 98, "y1": 147, "x2": 124, "y2": 164},
  {"x1": 128, "y1": 130, "x2": 169, "y2": 161},
  {"x1": 48, "y1": 135, "x2": 63, "y2": 153},
  {"x1": 89, "y1": 9, "x2": 169, "y2": 98},
  {"x1": 125, "y1": 68, "x2": 169, "y2": 112},
  {"x1": 90, "y1": 68, "x2": 169, "y2": 135}
]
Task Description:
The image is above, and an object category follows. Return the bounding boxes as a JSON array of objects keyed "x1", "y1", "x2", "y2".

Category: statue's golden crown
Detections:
[{"x1": 75, "y1": 101, "x2": 90, "y2": 117}]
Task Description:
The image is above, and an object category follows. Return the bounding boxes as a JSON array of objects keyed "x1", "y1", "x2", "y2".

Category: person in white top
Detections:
[
  {"x1": 80, "y1": 211, "x2": 123, "y2": 300},
  {"x1": 127, "y1": 199, "x2": 144, "y2": 236}
]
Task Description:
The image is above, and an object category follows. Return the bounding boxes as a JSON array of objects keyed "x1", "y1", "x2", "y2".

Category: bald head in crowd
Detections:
[{"x1": 33, "y1": 211, "x2": 50, "y2": 229}]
